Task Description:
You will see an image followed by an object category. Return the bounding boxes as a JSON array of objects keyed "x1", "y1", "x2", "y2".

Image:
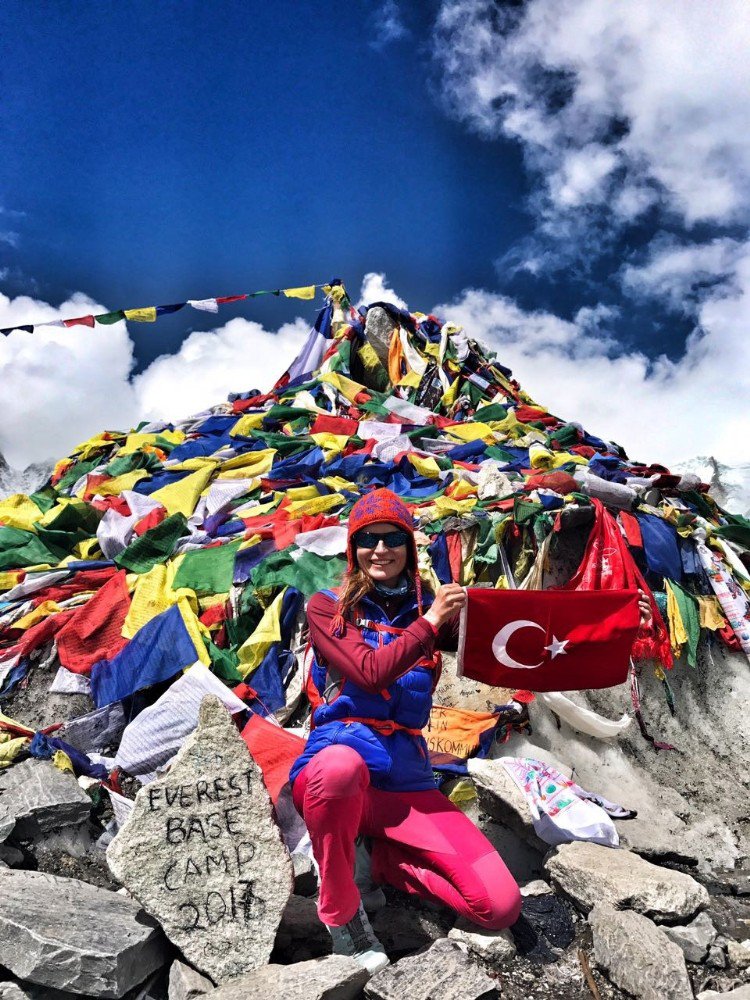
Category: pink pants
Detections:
[{"x1": 292, "y1": 744, "x2": 522, "y2": 929}]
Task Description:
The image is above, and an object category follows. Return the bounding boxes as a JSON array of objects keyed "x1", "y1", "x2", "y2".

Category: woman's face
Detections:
[{"x1": 354, "y1": 521, "x2": 409, "y2": 587}]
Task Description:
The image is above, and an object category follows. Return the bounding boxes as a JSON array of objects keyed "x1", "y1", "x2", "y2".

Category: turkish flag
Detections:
[{"x1": 458, "y1": 588, "x2": 641, "y2": 692}]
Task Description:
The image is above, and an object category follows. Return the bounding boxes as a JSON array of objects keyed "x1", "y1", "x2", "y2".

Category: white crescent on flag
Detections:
[{"x1": 492, "y1": 619, "x2": 545, "y2": 670}]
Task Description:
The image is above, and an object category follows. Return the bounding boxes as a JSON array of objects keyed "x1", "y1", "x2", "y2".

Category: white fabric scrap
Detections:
[
  {"x1": 294, "y1": 525, "x2": 348, "y2": 557},
  {"x1": 105, "y1": 787, "x2": 135, "y2": 829},
  {"x1": 372, "y1": 434, "x2": 412, "y2": 463},
  {"x1": 114, "y1": 662, "x2": 247, "y2": 777},
  {"x1": 383, "y1": 396, "x2": 432, "y2": 423},
  {"x1": 188, "y1": 298, "x2": 219, "y2": 313},
  {"x1": 49, "y1": 666, "x2": 92, "y2": 695},
  {"x1": 358, "y1": 420, "x2": 404, "y2": 442},
  {"x1": 536, "y1": 692, "x2": 630, "y2": 739},
  {"x1": 1, "y1": 570, "x2": 69, "y2": 603}
]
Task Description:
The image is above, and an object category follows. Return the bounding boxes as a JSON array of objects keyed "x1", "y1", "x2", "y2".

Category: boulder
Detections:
[
  {"x1": 207, "y1": 955, "x2": 368, "y2": 1000},
  {"x1": 0, "y1": 867, "x2": 167, "y2": 997},
  {"x1": 273, "y1": 894, "x2": 331, "y2": 961},
  {"x1": 167, "y1": 960, "x2": 214, "y2": 1000},
  {"x1": 364, "y1": 938, "x2": 498, "y2": 999},
  {"x1": 371, "y1": 903, "x2": 452, "y2": 958},
  {"x1": 0, "y1": 758, "x2": 91, "y2": 839},
  {"x1": 662, "y1": 911, "x2": 717, "y2": 962},
  {"x1": 448, "y1": 918, "x2": 516, "y2": 962},
  {"x1": 467, "y1": 758, "x2": 538, "y2": 843},
  {"x1": 545, "y1": 841, "x2": 709, "y2": 921},
  {"x1": 589, "y1": 903, "x2": 693, "y2": 1000},
  {"x1": 364, "y1": 306, "x2": 396, "y2": 370},
  {"x1": 0, "y1": 986, "x2": 30, "y2": 1000},
  {"x1": 727, "y1": 938, "x2": 750, "y2": 968},
  {"x1": 107, "y1": 696, "x2": 293, "y2": 985}
]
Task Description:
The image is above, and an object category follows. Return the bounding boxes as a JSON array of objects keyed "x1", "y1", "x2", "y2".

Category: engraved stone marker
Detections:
[{"x1": 107, "y1": 695, "x2": 294, "y2": 984}]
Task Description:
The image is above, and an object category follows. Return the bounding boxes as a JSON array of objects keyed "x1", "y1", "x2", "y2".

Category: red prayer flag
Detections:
[
  {"x1": 56, "y1": 570, "x2": 131, "y2": 675},
  {"x1": 63, "y1": 315, "x2": 95, "y2": 328},
  {"x1": 241, "y1": 714, "x2": 305, "y2": 804},
  {"x1": 458, "y1": 588, "x2": 641, "y2": 692}
]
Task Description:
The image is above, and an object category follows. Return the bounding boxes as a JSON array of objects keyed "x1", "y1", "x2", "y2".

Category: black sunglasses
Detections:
[{"x1": 353, "y1": 529, "x2": 410, "y2": 550}]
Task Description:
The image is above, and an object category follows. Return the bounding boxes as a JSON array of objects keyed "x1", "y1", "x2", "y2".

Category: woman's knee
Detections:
[
  {"x1": 304, "y1": 745, "x2": 370, "y2": 799},
  {"x1": 465, "y1": 853, "x2": 523, "y2": 930}
]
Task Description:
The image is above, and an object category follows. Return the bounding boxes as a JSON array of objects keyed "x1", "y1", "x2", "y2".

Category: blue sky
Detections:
[
  {"x1": 1, "y1": 0, "x2": 749, "y2": 468},
  {"x1": 0, "y1": 0, "x2": 531, "y2": 370}
]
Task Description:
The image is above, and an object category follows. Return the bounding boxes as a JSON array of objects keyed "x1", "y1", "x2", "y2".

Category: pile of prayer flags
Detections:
[{"x1": 0, "y1": 282, "x2": 748, "y2": 797}]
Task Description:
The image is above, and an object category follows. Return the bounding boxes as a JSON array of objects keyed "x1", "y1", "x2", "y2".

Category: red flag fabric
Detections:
[
  {"x1": 458, "y1": 588, "x2": 641, "y2": 692},
  {"x1": 557, "y1": 499, "x2": 672, "y2": 667},
  {"x1": 56, "y1": 569, "x2": 131, "y2": 675},
  {"x1": 241, "y1": 713, "x2": 305, "y2": 804}
]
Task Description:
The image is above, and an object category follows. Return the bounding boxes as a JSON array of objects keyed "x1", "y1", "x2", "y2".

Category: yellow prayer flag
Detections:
[
  {"x1": 230, "y1": 413, "x2": 267, "y2": 437},
  {"x1": 0, "y1": 736, "x2": 30, "y2": 768},
  {"x1": 0, "y1": 571, "x2": 24, "y2": 591},
  {"x1": 319, "y1": 372, "x2": 366, "y2": 404},
  {"x1": 283, "y1": 285, "x2": 316, "y2": 300},
  {"x1": 397, "y1": 370, "x2": 422, "y2": 389},
  {"x1": 237, "y1": 587, "x2": 287, "y2": 677},
  {"x1": 91, "y1": 469, "x2": 151, "y2": 496},
  {"x1": 151, "y1": 464, "x2": 214, "y2": 518},
  {"x1": 177, "y1": 597, "x2": 211, "y2": 667},
  {"x1": 124, "y1": 307, "x2": 157, "y2": 322},
  {"x1": 14, "y1": 600, "x2": 63, "y2": 631},
  {"x1": 697, "y1": 595, "x2": 726, "y2": 631},
  {"x1": 119, "y1": 429, "x2": 185, "y2": 454},
  {"x1": 286, "y1": 492, "x2": 346, "y2": 519},
  {"x1": 52, "y1": 750, "x2": 75, "y2": 774},
  {"x1": 122, "y1": 563, "x2": 195, "y2": 639},
  {"x1": 445, "y1": 422, "x2": 495, "y2": 443},
  {"x1": 0, "y1": 494, "x2": 42, "y2": 532},
  {"x1": 220, "y1": 448, "x2": 276, "y2": 475},
  {"x1": 408, "y1": 454, "x2": 442, "y2": 479},
  {"x1": 310, "y1": 432, "x2": 349, "y2": 457}
]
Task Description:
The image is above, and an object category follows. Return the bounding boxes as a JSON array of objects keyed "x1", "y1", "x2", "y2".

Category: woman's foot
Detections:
[{"x1": 326, "y1": 901, "x2": 390, "y2": 975}]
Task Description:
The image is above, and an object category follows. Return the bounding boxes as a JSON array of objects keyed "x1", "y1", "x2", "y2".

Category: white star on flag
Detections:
[{"x1": 544, "y1": 636, "x2": 569, "y2": 659}]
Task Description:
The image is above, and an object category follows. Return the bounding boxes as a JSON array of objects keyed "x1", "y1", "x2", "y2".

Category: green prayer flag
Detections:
[
  {"x1": 669, "y1": 580, "x2": 701, "y2": 668},
  {"x1": 172, "y1": 540, "x2": 242, "y2": 596},
  {"x1": 207, "y1": 639, "x2": 243, "y2": 683},
  {"x1": 114, "y1": 513, "x2": 188, "y2": 574},
  {"x1": 95, "y1": 310, "x2": 126, "y2": 325},
  {"x1": 0, "y1": 526, "x2": 67, "y2": 570},
  {"x1": 251, "y1": 548, "x2": 345, "y2": 597}
]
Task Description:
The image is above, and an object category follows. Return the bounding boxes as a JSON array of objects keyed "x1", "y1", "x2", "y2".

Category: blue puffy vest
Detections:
[{"x1": 289, "y1": 588, "x2": 440, "y2": 792}]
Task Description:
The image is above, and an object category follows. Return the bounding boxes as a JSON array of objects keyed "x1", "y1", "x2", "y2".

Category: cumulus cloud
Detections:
[
  {"x1": 434, "y1": 0, "x2": 750, "y2": 228},
  {"x1": 0, "y1": 292, "x2": 138, "y2": 468},
  {"x1": 430, "y1": 0, "x2": 750, "y2": 464},
  {"x1": 0, "y1": 292, "x2": 311, "y2": 469},
  {"x1": 358, "y1": 272, "x2": 408, "y2": 310},
  {"x1": 133, "y1": 317, "x2": 309, "y2": 422}
]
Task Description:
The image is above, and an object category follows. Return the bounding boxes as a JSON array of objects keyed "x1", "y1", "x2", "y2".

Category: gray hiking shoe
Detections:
[
  {"x1": 327, "y1": 901, "x2": 390, "y2": 975},
  {"x1": 355, "y1": 836, "x2": 387, "y2": 915}
]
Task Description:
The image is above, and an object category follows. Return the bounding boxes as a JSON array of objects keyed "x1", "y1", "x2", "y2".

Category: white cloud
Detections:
[
  {"x1": 358, "y1": 272, "x2": 408, "y2": 310},
  {"x1": 0, "y1": 292, "x2": 138, "y2": 468},
  {"x1": 370, "y1": 1, "x2": 409, "y2": 49},
  {"x1": 133, "y1": 316, "x2": 309, "y2": 422},
  {"x1": 0, "y1": 293, "x2": 310, "y2": 469},
  {"x1": 435, "y1": 273, "x2": 750, "y2": 467},
  {"x1": 434, "y1": 0, "x2": 750, "y2": 227}
]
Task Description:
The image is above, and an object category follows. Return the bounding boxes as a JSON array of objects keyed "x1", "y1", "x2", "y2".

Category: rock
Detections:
[
  {"x1": 545, "y1": 841, "x2": 709, "y2": 921},
  {"x1": 727, "y1": 938, "x2": 750, "y2": 968},
  {"x1": 467, "y1": 759, "x2": 538, "y2": 844},
  {"x1": 364, "y1": 306, "x2": 397, "y2": 370},
  {"x1": 207, "y1": 955, "x2": 368, "y2": 999},
  {"x1": 510, "y1": 891, "x2": 575, "y2": 964},
  {"x1": 371, "y1": 902, "x2": 452, "y2": 958},
  {"x1": 0, "y1": 985, "x2": 31, "y2": 1000},
  {"x1": 364, "y1": 938, "x2": 498, "y2": 999},
  {"x1": 697, "y1": 987, "x2": 750, "y2": 999},
  {"x1": 0, "y1": 843, "x2": 24, "y2": 866},
  {"x1": 292, "y1": 852, "x2": 317, "y2": 896},
  {"x1": 0, "y1": 867, "x2": 167, "y2": 997},
  {"x1": 0, "y1": 758, "x2": 91, "y2": 839},
  {"x1": 274, "y1": 894, "x2": 331, "y2": 961},
  {"x1": 705, "y1": 940, "x2": 727, "y2": 967},
  {"x1": 448, "y1": 917, "x2": 517, "y2": 961},
  {"x1": 662, "y1": 911, "x2": 717, "y2": 962},
  {"x1": 589, "y1": 902, "x2": 693, "y2": 1000},
  {"x1": 168, "y1": 960, "x2": 214, "y2": 999},
  {"x1": 520, "y1": 879, "x2": 553, "y2": 896},
  {"x1": 107, "y1": 695, "x2": 293, "y2": 984}
]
